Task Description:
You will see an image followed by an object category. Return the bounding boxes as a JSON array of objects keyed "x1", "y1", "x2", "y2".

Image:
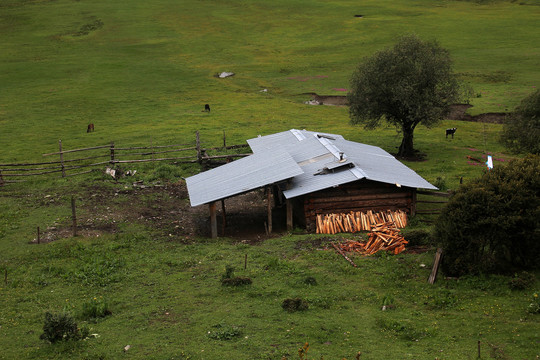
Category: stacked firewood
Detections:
[
  {"x1": 337, "y1": 222, "x2": 408, "y2": 255},
  {"x1": 316, "y1": 210, "x2": 407, "y2": 234}
]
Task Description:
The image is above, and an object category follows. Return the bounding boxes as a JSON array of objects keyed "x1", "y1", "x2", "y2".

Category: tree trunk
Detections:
[{"x1": 398, "y1": 126, "x2": 415, "y2": 157}]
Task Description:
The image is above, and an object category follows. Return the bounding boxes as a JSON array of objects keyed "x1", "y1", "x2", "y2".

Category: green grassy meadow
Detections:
[{"x1": 1, "y1": 0, "x2": 539, "y2": 359}]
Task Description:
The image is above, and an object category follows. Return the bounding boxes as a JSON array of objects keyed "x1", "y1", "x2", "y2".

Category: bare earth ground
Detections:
[
  {"x1": 309, "y1": 95, "x2": 506, "y2": 123},
  {"x1": 28, "y1": 181, "x2": 289, "y2": 244}
]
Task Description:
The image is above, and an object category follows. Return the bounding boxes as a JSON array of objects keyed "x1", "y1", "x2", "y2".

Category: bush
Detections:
[
  {"x1": 282, "y1": 298, "x2": 309, "y2": 312},
  {"x1": 435, "y1": 155, "x2": 540, "y2": 276},
  {"x1": 40, "y1": 312, "x2": 87, "y2": 343},
  {"x1": 508, "y1": 271, "x2": 536, "y2": 291},
  {"x1": 501, "y1": 89, "x2": 540, "y2": 154},
  {"x1": 401, "y1": 228, "x2": 433, "y2": 246},
  {"x1": 527, "y1": 292, "x2": 540, "y2": 314},
  {"x1": 79, "y1": 296, "x2": 111, "y2": 321},
  {"x1": 220, "y1": 265, "x2": 252, "y2": 287}
]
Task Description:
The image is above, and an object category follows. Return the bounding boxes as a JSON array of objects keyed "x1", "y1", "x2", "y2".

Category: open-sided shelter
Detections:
[{"x1": 186, "y1": 129, "x2": 436, "y2": 237}]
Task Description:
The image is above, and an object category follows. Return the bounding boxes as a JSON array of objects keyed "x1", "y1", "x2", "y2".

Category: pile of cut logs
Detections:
[
  {"x1": 316, "y1": 210, "x2": 407, "y2": 234},
  {"x1": 336, "y1": 222, "x2": 408, "y2": 255}
]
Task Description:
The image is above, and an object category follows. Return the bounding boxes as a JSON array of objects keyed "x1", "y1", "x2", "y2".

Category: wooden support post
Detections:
[
  {"x1": 37, "y1": 226, "x2": 40, "y2": 244},
  {"x1": 267, "y1": 187, "x2": 272, "y2": 234},
  {"x1": 223, "y1": 130, "x2": 226, "y2": 148},
  {"x1": 221, "y1": 199, "x2": 227, "y2": 236},
  {"x1": 71, "y1": 196, "x2": 77, "y2": 237},
  {"x1": 244, "y1": 254, "x2": 247, "y2": 270},
  {"x1": 59, "y1": 140, "x2": 66, "y2": 177},
  {"x1": 209, "y1": 202, "x2": 217, "y2": 239},
  {"x1": 196, "y1": 131, "x2": 202, "y2": 164},
  {"x1": 428, "y1": 248, "x2": 443, "y2": 284},
  {"x1": 110, "y1": 142, "x2": 115, "y2": 165},
  {"x1": 477, "y1": 340, "x2": 481, "y2": 359},
  {"x1": 410, "y1": 189, "x2": 417, "y2": 217},
  {"x1": 286, "y1": 199, "x2": 293, "y2": 231}
]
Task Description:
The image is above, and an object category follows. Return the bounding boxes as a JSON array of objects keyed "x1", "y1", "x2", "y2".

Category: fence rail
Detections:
[
  {"x1": 414, "y1": 190, "x2": 453, "y2": 220},
  {"x1": 0, "y1": 131, "x2": 250, "y2": 185}
]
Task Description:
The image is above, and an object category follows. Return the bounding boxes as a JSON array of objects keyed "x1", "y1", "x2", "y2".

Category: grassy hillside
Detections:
[
  {"x1": 0, "y1": 0, "x2": 539, "y2": 359},
  {"x1": 1, "y1": 0, "x2": 539, "y2": 162}
]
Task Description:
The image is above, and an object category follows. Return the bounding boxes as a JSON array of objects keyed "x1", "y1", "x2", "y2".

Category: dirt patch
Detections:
[
  {"x1": 304, "y1": 95, "x2": 509, "y2": 123},
  {"x1": 448, "y1": 104, "x2": 507, "y2": 124},
  {"x1": 29, "y1": 181, "x2": 291, "y2": 244}
]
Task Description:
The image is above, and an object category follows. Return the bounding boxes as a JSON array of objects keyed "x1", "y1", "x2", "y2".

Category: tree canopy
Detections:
[
  {"x1": 501, "y1": 89, "x2": 540, "y2": 154},
  {"x1": 348, "y1": 34, "x2": 462, "y2": 158}
]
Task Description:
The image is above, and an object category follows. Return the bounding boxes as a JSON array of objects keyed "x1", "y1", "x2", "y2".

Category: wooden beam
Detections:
[
  {"x1": 267, "y1": 187, "x2": 272, "y2": 234},
  {"x1": 221, "y1": 199, "x2": 227, "y2": 236},
  {"x1": 428, "y1": 248, "x2": 443, "y2": 284},
  {"x1": 209, "y1": 202, "x2": 217, "y2": 238},
  {"x1": 286, "y1": 199, "x2": 293, "y2": 231}
]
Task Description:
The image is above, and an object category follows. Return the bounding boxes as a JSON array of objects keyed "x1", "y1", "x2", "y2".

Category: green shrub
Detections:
[
  {"x1": 40, "y1": 312, "x2": 88, "y2": 343},
  {"x1": 282, "y1": 298, "x2": 309, "y2": 312},
  {"x1": 220, "y1": 265, "x2": 252, "y2": 286},
  {"x1": 435, "y1": 155, "x2": 540, "y2": 276},
  {"x1": 508, "y1": 271, "x2": 536, "y2": 291},
  {"x1": 79, "y1": 296, "x2": 111, "y2": 321},
  {"x1": 501, "y1": 89, "x2": 540, "y2": 154},
  {"x1": 527, "y1": 292, "x2": 540, "y2": 314},
  {"x1": 207, "y1": 323, "x2": 242, "y2": 341},
  {"x1": 401, "y1": 228, "x2": 433, "y2": 246}
]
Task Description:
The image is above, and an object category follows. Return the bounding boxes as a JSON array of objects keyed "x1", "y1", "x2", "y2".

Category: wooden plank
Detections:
[
  {"x1": 209, "y1": 202, "x2": 218, "y2": 239},
  {"x1": 286, "y1": 199, "x2": 293, "y2": 231},
  {"x1": 428, "y1": 248, "x2": 443, "y2": 284}
]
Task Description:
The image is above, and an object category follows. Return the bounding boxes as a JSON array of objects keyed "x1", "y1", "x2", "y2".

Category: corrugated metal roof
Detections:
[
  {"x1": 186, "y1": 129, "x2": 436, "y2": 207},
  {"x1": 185, "y1": 149, "x2": 303, "y2": 207}
]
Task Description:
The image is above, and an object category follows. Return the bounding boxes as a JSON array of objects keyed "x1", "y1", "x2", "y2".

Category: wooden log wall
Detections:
[{"x1": 303, "y1": 180, "x2": 414, "y2": 232}]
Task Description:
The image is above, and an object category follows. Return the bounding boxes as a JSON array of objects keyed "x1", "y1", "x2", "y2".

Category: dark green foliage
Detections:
[
  {"x1": 220, "y1": 265, "x2": 252, "y2": 286},
  {"x1": 282, "y1": 298, "x2": 309, "y2": 312},
  {"x1": 206, "y1": 323, "x2": 242, "y2": 341},
  {"x1": 79, "y1": 297, "x2": 112, "y2": 321},
  {"x1": 501, "y1": 89, "x2": 540, "y2": 154},
  {"x1": 401, "y1": 228, "x2": 433, "y2": 246},
  {"x1": 40, "y1": 312, "x2": 87, "y2": 343},
  {"x1": 303, "y1": 276, "x2": 318, "y2": 286},
  {"x1": 508, "y1": 271, "x2": 536, "y2": 291},
  {"x1": 435, "y1": 155, "x2": 540, "y2": 276},
  {"x1": 348, "y1": 34, "x2": 462, "y2": 157}
]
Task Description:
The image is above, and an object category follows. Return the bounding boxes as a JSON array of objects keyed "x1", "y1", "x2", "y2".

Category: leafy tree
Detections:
[
  {"x1": 435, "y1": 155, "x2": 540, "y2": 277},
  {"x1": 501, "y1": 89, "x2": 540, "y2": 154},
  {"x1": 348, "y1": 34, "x2": 462, "y2": 158}
]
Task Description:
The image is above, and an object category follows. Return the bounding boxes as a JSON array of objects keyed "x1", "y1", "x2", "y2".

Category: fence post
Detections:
[
  {"x1": 196, "y1": 131, "x2": 202, "y2": 164},
  {"x1": 223, "y1": 130, "x2": 226, "y2": 148},
  {"x1": 0, "y1": 170, "x2": 4, "y2": 187},
  {"x1": 110, "y1": 142, "x2": 115, "y2": 166},
  {"x1": 59, "y1": 140, "x2": 66, "y2": 177},
  {"x1": 71, "y1": 196, "x2": 77, "y2": 237}
]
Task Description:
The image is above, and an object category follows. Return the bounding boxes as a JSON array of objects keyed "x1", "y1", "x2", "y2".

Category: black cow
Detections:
[
  {"x1": 204, "y1": 104, "x2": 211, "y2": 112},
  {"x1": 446, "y1": 127, "x2": 457, "y2": 139}
]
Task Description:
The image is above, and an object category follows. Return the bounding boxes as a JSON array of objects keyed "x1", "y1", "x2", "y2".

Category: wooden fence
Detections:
[
  {"x1": 413, "y1": 189, "x2": 452, "y2": 220},
  {"x1": 0, "y1": 131, "x2": 251, "y2": 185}
]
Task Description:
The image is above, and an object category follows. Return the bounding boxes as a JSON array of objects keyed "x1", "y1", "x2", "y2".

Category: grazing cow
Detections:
[
  {"x1": 87, "y1": 123, "x2": 95, "y2": 133},
  {"x1": 446, "y1": 127, "x2": 457, "y2": 139},
  {"x1": 204, "y1": 104, "x2": 211, "y2": 112}
]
